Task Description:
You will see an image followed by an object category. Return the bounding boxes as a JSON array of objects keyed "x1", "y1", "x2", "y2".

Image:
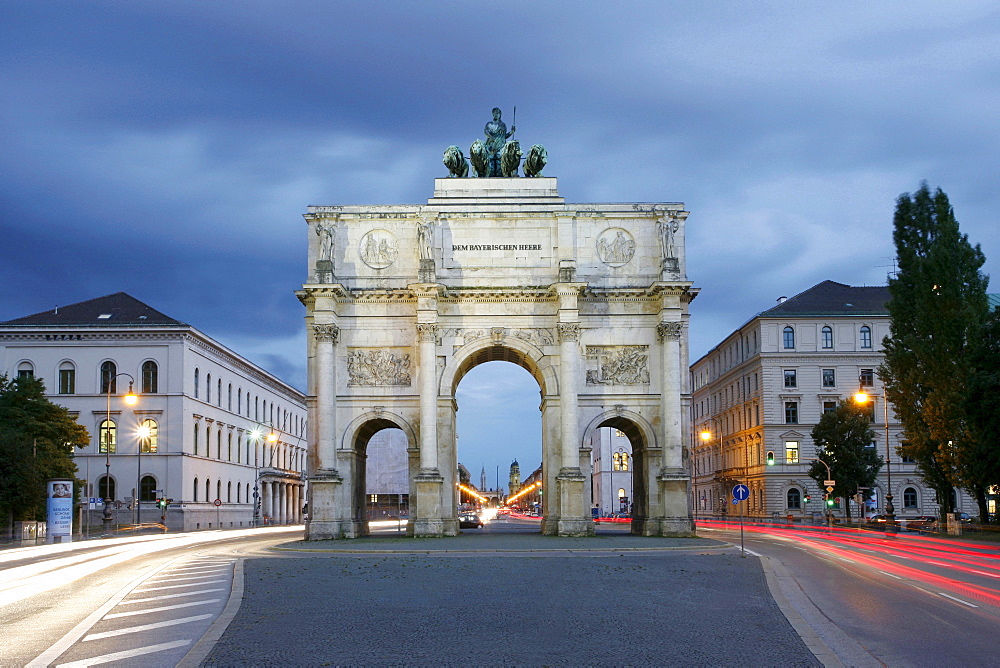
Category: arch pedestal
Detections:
[{"x1": 300, "y1": 178, "x2": 697, "y2": 539}]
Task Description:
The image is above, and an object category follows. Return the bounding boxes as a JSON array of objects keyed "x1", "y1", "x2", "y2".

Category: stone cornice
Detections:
[{"x1": 0, "y1": 330, "x2": 186, "y2": 343}]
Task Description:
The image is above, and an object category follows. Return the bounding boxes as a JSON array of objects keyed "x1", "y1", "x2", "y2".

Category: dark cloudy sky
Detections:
[{"x1": 3, "y1": 2, "x2": 999, "y2": 484}]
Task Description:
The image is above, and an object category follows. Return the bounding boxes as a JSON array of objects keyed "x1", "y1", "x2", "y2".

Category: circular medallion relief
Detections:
[
  {"x1": 358, "y1": 229, "x2": 398, "y2": 269},
  {"x1": 596, "y1": 227, "x2": 635, "y2": 267}
]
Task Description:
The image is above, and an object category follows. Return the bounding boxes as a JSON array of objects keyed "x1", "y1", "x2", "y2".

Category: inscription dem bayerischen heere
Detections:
[{"x1": 452, "y1": 244, "x2": 543, "y2": 251}]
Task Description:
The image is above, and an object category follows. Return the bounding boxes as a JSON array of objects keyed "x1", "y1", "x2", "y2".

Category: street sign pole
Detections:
[{"x1": 732, "y1": 484, "x2": 750, "y2": 557}]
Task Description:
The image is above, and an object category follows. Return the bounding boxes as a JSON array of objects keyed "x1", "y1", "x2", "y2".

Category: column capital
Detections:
[
  {"x1": 416, "y1": 322, "x2": 439, "y2": 342},
  {"x1": 557, "y1": 322, "x2": 580, "y2": 342},
  {"x1": 313, "y1": 323, "x2": 340, "y2": 344},
  {"x1": 657, "y1": 321, "x2": 683, "y2": 342}
]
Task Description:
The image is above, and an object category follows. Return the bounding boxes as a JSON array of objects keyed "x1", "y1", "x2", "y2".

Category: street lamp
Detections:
[
  {"x1": 854, "y1": 384, "x2": 896, "y2": 534},
  {"x1": 250, "y1": 424, "x2": 278, "y2": 527},
  {"x1": 698, "y1": 417, "x2": 723, "y2": 517},
  {"x1": 103, "y1": 373, "x2": 138, "y2": 529},
  {"x1": 136, "y1": 421, "x2": 152, "y2": 528}
]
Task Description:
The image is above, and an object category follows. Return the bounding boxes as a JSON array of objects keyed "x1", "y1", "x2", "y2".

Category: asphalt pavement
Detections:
[{"x1": 200, "y1": 532, "x2": 822, "y2": 667}]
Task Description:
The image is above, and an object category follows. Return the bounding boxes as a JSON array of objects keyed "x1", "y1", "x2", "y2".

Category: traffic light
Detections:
[
  {"x1": 804, "y1": 494, "x2": 811, "y2": 504},
  {"x1": 766, "y1": 451, "x2": 775, "y2": 466},
  {"x1": 826, "y1": 497, "x2": 835, "y2": 507},
  {"x1": 157, "y1": 498, "x2": 172, "y2": 510}
]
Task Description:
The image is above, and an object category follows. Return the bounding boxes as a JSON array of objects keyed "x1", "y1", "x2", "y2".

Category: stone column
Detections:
[
  {"x1": 554, "y1": 320, "x2": 591, "y2": 536},
  {"x1": 313, "y1": 324, "x2": 339, "y2": 472},
  {"x1": 657, "y1": 321, "x2": 694, "y2": 536},
  {"x1": 307, "y1": 323, "x2": 346, "y2": 539},
  {"x1": 412, "y1": 320, "x2": 446, "y2": 536},
  {"x1": 261, "y1": 481, "x2": 270, "y2": 522}
]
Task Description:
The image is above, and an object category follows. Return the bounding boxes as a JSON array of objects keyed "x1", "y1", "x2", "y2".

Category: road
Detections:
[
  {"x1": 698, "y1": 520, "x2": 1000, "y2": 666},
  {"x1": 0, "y1": 527, "x2": 300, "y2": 667}
]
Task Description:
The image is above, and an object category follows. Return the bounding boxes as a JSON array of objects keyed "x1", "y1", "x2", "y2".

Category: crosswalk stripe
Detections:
[
  {"x1": 56, "y1": 639, "x2": 192, "y2": 668},
  {"x1": 83, "y1": 614, "x2": 212, "y2": 641},
  {"x1": 104, "y1": 599, "x2": 221, "y2": 618}
]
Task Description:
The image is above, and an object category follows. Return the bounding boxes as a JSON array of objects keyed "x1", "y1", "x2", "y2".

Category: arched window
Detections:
[
  {"x1": 206, "y1": 426, "x2": 212, "y2": 457},
  {"x1": 228, "y1": 384, "x2": 233, "y2": 411},
  {"x1": 787, "y1": 488, "x2": 802, "y2": 509},
  {"x1": 620, "y1": 452, "x2": 629, "y2": 471},
  {"x1": 17, "y1": 361, "x2": 34, "y2": 378},
  {"x1": 217, "y1": 430, "x2": 222, "y2": 459},
  {"x1": 194, "y1": 368, "x2": 199, "y2": 398},
  {"x1": 99, "y1": 419, "x2": 117, "y2": 453},
  {"x1": 237, "y1": 388, "x2": 242, "y2": 414},
  {"x1": 100, "y1": 361, "x2": 117, "y2": 393},
  {"x1": 205, "y1": 478, "x2": 211, "y2": 502},
  {"x1": 142, "y1": 361, "x2": 158, "y2": 393},
  {"x1": 255, "y1": 397, "x2": 259, "y2": 421},
  {"x1": 228, "y1": 433, "x2": 233, "y2": 461},
  {"x1": 216, "y1": 480, "x2": 222, "y2": 502},
  {"x1": 860, "y1": 326, "x2": 872, "y2": 349},
  {"x1": 99, "y1": 475, "x2": 116, "y2": 501},
  {"x1": 821, "y1": 326, "x2": 833, "y2": 349},
  {"x1": 217, "y1": 379, "x2": 222, "y2": 407},
  {"x1": 782, "y1": 327, "x2": 795, "y2": 349},
  {"x1": 903, "y1": 487, "x2": 918, "y2": 509},
  {"x1": 194, "y1": 477, "x2": 199, "y2": 502},
  {"x1": 206, "y1": 374, "x2": 211, "y2": 403},
  {"x1": 139, "y1": 475, "x2": 156, "y2": 502},
  {"x1": 58, "y1": 361, "x2": 76, "y2": 394},
  {"x1": 227, "y1": 481, "x2": 232, "y2": 503},
  {"x1": 194, "y1": 423, "x2": 200, "y2": 456},
  {"x1": 139, "y1": 419, "x2": 158, "y2": 453},
  {"x1": 237, "y1": 482, "x2": 242, "y2": 504},
  {"x1": 612, "y1": 452, "x2": 621, "y2": 471}
]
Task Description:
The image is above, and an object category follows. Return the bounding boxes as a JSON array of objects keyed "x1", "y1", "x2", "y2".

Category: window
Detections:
[
  {"x1": 784, "y1": 402, "x2": 798, "y2": 424},
  {"x1": 194, "y1": 368, "x2": 199, "y2": 398},
  {"x1": 58, "y1": 362, "x2": 76, "y2": 394},
  {"x1": 217, "y1": 430, "x2": 222, "y2": 459},
  {"x1": 238, "y1": 388, "x2": 242, "y2": 414},
  {"x1": 787, "y1": 488, "x2": 802, "y2": 509},
  {"x1": 17, "y1": 361, "x2": 34, "y2": 378},
  {"x1": 216, "y1": 480, "x2": 222, "y2": 502},
  {"x1": 139, "y1": 419, "x2": 158, "y2": 453},
  {"x1": 860, "y1": 369, "x2": 874, "y2": 387},
  {"x1": 98, "y1": 475, "x2": 116, "y2": 501},
  {"x1": 139, "y1": 475, "x2": 156, "y2": 502},
  {"x1": 901, "y1": 453, "x2": 916, "y2": 464},
  {"x1": 99, "y1": 419, "x2": 117, "y2": 453},
  {"x1": 227, "y1": 481, "x2": 232, "y2": 503},
  {"x1": 194, "y1": 478, "x2": 199, "y2": 502},
  {"x1": 785, "y1": 440, "x2": 799, "y2": 464},
  {"x1": 612, "y1": 452, "x2": 621, "y2": 471},
  {"x1": 100, "y1": 361, "x2": 117, "y2": 393},
  {"x1": 206, "y1": 374, "x2": 211, "y2": 403},
  {"x1": 783, "y1": 370, "x2": 797, "y2": 388},
  {"x1": 823, "y1": 401, "x2": 838, "y2": 414},
  {"x1": 141, "y1": 361, "x2": 158, "y2": 393},
  {"x1": 821, "y1": 326, "x2": 833, "y2": 349},
  {"x1": 822, "y1": 369, "x2": 836, "y2": 388},
  {"x1": 620, "y1": 452, "x2": 629, "y2": 471},
  {"x1": 228, "y1": 384, "x2": 232, "y2": 411},
  {"x1": 903, "y1": 487, "x2": 917, "y2": 509},
  {"x1": 783, "y1": 326, "x2": 795, "y2": 349},
  {"x1": 228, "y1": 433, "x2": 233, "y2": 461},
  {"x1": 206, "y1": 478, "x2": 211, "y2": 502},
  {"x1": 860, "y1": 326, "x2": 872, "y2": 349},
  {"x1": 217, "y1": 379, "x2": 222, "y2": 407}
]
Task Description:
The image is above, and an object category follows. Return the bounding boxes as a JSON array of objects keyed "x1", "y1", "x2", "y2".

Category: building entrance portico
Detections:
[{"x1": 299, "y1": 155, "x2": 697, "y2": 539}]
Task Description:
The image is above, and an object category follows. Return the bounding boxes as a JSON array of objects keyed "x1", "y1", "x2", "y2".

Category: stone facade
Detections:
[
  {"x1": 690, "y1": 281, "x2": 975, "y2": 522},
  {"x1": 299, "y1": 178, "x2": 697, "y2": 538},
  {"x1": 0, "y1": 293, "x2": 307, "y2": 533}
]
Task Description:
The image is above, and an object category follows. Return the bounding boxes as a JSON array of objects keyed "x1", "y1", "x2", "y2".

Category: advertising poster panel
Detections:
[{"x1": 47, "y1": 479, "x2": 73, "y2": 543}]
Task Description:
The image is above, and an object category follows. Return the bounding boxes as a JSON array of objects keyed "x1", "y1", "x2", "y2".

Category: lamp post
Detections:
[
  {"x1": 250, "y1": 423, "x2": 278, "y2": 527},
  {"x1": 103, "y1": 373, "x2": 138, "y2": 530},
  {"x1": 135, "y1": 421, "x2": 152, "y2": 528},
  {"x1": 699, "y1": 417, "x2": 723, "y2": 517},
  {"x1": 854, "y1": 384, "x2": 896, "y2": 534},
  {"x1": 809, "y1": 458, "x2": 834, "y2": 530}
]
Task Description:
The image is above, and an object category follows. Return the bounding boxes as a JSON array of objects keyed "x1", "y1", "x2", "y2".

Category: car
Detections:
[
  {"x1": 458, "y1": 513, "x2": 483, "y2": 529},
  {"x1": 904, "y1": 515, "x2": 938, "y2": 532}
]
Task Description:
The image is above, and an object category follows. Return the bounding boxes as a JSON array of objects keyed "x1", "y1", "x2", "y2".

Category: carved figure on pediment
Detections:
[
  {"x1": 657, "y1": 212, "x2": 680, "y2": 260},
  {"x1": 442, "y1": 145, "x2": 469, "y2": 178},
  {"x1": 523, "y1": 144, "x2": 547, "y2": 177},
  {"x1": 500, "y1": 140, "x2": 522, "y2": 177},
  {"x1": 347, "y1": 349, "x2": 412, "y2": 386},
  {"x1": 316, "y1": 222, "x2": 336, "y2": 263},
  {"x1": 586, "y1": 346, "x2": 650, "y2": 385}
]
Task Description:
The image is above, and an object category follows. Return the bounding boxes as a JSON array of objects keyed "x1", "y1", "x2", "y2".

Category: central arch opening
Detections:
[{"x1": 455, "y1": 358, "x2": 544, "y2": 534}]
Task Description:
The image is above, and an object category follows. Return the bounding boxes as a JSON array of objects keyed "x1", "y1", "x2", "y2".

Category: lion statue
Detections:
[
  {"x1": 500, "y1": 139, "x2": 522, "y2": 177},
  {"x1": 442, "y1": 145, "x2": 468, "y2": 178},
  {"x1": 523, "y1": 144, "x2": 547, "y2": 177},
  {"x1": 469, "y1": 140, "x2": 489, "y2": 178}
]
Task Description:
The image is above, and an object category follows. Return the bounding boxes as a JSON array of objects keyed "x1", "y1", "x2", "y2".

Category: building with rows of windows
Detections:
[
  {"x1": 689, "y1": 280, "x2": 974, "y2": 523},
  {"x1": 0, "y1": 293, "x2": 307, "y2": 532},
  {"x1": 590, "y1": 427, "x2": 634, "y2": 517}
]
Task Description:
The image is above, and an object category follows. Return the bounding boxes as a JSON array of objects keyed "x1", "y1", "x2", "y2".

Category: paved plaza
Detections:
[{"x1": 201, "y1": 533, "x2": 820, "y2": 666}]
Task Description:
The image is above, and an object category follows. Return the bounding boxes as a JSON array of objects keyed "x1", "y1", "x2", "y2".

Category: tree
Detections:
[
  {"x1": 962, "y1": 308, "x2": 1000, "y2": 523},
  {"x1": 879, "y1": 183, "x2": 990, "y2": 516},
  {"x1": 0, "y1": 374, "x2": 89, "y2": 530},
  {"x1": 808, "y1": 401, "x2": 882, "y2": 521}
]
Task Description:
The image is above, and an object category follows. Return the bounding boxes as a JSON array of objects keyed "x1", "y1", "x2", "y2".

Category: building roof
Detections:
[
  {"x1": 0, "y1": 292, "x2": 187, "y2": 327},
  {"x1": 989, "y1": 293, "x2": 1000, "y2": 311},
  {"x1": 758, "y1": 280, "x2": 890, "y2": 318}
]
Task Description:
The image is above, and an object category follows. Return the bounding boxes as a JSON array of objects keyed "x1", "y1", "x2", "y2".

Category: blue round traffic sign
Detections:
[{"x1": 732, "y1": 484, "x2": 750, "y2": 501}]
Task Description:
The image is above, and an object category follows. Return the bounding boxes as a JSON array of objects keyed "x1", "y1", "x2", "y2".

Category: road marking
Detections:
[
  {"x1": 136, "y1": 579, "x2": 226, "y2": 592},
  {"x1": 120, "y1": 588, "x2": 226, "y2": 604},
  {"x1": 878, "y1": 571, "x2": 904, "y2": 579},
  {"x1": 742, "y1": 548, "x2": 763, "y2": 557},
  {"x1": 104, "y1": 599, "x2": 221, "y2": 618},
  {"x1": 838, "y1": 557, "x2": 853, "y2": 562},
  {"x1": 83, "y1": 614, "x2": 213, "y2": 641},
  {"x1": 938, "y1": 593, "x2": 978, "y2": 608},
  {"x1": 146, "y1": 574, "x2": 225, "y2": 584},
  {"x1": 970, "y1": 570, "x2": 1000, "y2": 579},
  {"x1": 56, "y1": 639, "x2": 192, "y2": 668}
]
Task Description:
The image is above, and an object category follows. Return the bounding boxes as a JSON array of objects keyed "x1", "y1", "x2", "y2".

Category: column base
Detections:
[
  {"x1": 654, "y1": 469, "x2": 695, "y2": 537},
  {"x1": 555, "y1": 468, "x2": 594, "y2": 537},
  {"x1": 412, "y1": 469, "x2": 455, "y2": 537},
  {"x1": 305, "y1": 519, "x2": 367, "y2": 540}
]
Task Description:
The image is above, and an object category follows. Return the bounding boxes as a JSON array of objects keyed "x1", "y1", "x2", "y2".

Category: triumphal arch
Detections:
[{"x1": 298, "y1": 117, "x2": 697, "y2": 538}]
